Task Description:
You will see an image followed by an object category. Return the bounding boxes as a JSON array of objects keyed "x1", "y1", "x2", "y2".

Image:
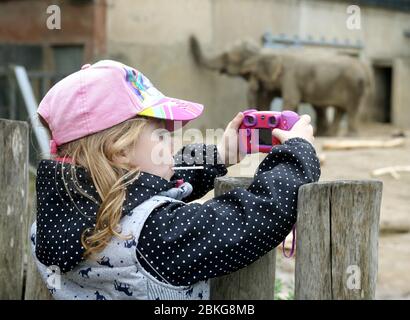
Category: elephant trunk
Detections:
[{"x1": 189, "y1": 36, "x2": 225, "y2": 71}]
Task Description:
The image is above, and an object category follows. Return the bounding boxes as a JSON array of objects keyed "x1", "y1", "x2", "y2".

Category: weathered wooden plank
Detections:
[
  {"x1": 294, "y1": 180, "x2": 382, "y2": 300},
  {"x1": 210, "y1": 176, "x2": 276, "y2": 300},
  {"x1": 330, "y1": 180, "x2": 382, "y2": 299},
  {"x1": 295, "y1": 182, "x2": 332, "y2": 299},
  {"x1": 0, "y1": 118, "x2": 28, "y2": 299}
]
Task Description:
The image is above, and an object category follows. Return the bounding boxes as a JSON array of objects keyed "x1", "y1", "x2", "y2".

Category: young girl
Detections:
[{"x1": 31, "y1": 60, "x2": 320, "y2": 300}]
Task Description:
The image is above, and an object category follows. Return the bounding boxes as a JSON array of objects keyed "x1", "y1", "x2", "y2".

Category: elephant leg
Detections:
[
  {"x1": 257, "y1": 90, "x2": 274, "y2": 111},
  {"x1": 313, "y1": 106, "x2": 329, "y2": 136},
  {"x1": 282, "y1": 91, "x2": 301, "y2": 113},
  {"x1": 247, "y1": 88, "x2": 258, "y2": 108},
  {"x1": 282, "y1": 100, "x2": 299, "y2": 112},
  {"x1": 335, "y1": 96, "x2": 360, "y2": 136},
  {"x1": 346, "y1": 108, "x2": 359, "y2": 136},
  {"x1": 247, "y1": 87, "x2": 274, "y2": 111},
  {"x1": 327, "y1": 107, "x2": 345, "y2": 136},
  {"x1": 246, "y1": 76, "x2": 260, "y2": 108}
]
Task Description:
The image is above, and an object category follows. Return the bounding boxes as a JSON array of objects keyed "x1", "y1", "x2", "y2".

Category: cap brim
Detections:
[{"x1": 137, "y1": 97, "x2": 204, "y2": 121}]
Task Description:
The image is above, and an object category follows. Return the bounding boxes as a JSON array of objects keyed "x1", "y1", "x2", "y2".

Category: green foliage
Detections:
[{"x1": 274, "y1": 278, "x2": 294, "y2": 300}]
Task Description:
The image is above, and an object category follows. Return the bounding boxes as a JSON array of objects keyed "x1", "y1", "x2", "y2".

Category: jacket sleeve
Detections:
[
  {"x1": 171, "y1": 143, "x2": 228, "y2": 202},
  {"x1": 137, "y1": 138, "x2": 321, "y2": 286}
]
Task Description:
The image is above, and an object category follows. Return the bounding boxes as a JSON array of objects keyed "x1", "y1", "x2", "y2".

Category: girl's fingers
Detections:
[
  {"x1": 272, "y1": 128, "x2": 287, "y2": 143},
  {"x1": 299, "y1": 114, "x2": 311, "y2": 124},
  {"x1": 291, "y1": 114, "x2": 311, "y2": 131},
  {"x1": 228, "y1": 112, "x2": 244, "y2": 130}
]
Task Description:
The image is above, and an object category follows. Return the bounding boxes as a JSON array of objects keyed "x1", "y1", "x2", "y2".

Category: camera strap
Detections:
[{"x1": 282, "y1": 224, "x2": 296, "y2": 258}]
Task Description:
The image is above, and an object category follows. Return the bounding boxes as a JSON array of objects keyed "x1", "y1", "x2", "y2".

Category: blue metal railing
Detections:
[{"x1": 262, "y1": 32, "x2": 364, "y2": 50}]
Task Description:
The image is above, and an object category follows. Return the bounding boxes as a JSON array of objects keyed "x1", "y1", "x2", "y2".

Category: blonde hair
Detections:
[{"x1": 39, "y1": 116, "x2": 161, "y2": 258}]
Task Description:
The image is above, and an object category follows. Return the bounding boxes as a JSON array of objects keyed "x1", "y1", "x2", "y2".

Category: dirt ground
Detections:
[{"x1": 199, "y1": 122, "x2": 410, "y2": 299}]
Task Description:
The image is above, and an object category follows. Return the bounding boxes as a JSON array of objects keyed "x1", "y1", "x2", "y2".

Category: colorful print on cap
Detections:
[{"x1": 124, "y1": 67, "x2": 165, "y2": 108}]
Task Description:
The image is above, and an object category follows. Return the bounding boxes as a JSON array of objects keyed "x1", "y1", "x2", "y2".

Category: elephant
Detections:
[
  {"x1": 190, "y1": 35, "x2": 260, "y2": 79},
  {"x1": 240, "y1": 50, "x2": 374, "y2": 135},
  {"x1": 190, "y1": 36, "x2": 374, "y2": 136}
]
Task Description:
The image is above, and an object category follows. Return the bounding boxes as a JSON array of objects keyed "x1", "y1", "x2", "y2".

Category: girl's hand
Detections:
[
  {"x1": 272, "y1": 114, "x2": 315, "y2": 145},
  {"x1": 217, "y1": 112, "x2": 245, "y2": 167}
]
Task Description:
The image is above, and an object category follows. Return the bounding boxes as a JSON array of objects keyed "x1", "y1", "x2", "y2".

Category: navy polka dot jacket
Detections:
[{"x1": 34, "y1": 138, "x2": 320, "y2": 286}]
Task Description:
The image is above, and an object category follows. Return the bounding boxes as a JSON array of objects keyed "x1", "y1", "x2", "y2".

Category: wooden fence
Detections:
[
  {"x1": 211, "y1": 176, "x2": 382, "y2": 299},
  {"x1": 0, "y1": 118, "x2": 382, "y2": 300}
]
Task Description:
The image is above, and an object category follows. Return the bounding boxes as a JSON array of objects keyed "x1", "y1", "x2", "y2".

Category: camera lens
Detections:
[
  {"x1": 244, "y1": 115, "x2": 256, "y2": 126},
  {"x1": 268, "y1": 116, "x2": 277, "y2": 126}
]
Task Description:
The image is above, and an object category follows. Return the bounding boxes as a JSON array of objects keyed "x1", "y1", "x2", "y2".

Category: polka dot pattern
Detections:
[
  {"x1": 172, "y1": 144, "x2": 228, "y2": 202},
  {"x1": 34, "y1": 144, "x2": 227, "y2": 273},
  {"x1": 137, "y1": 138, "x2": 321, "y2": 286},
  {"x1": 35, "y1": 161, "x2": 99, "y2": 272}
]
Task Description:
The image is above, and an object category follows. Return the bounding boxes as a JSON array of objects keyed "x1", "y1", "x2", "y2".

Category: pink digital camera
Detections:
[{"x1": 239, "y1": 109, "x2": 300, "y2": 153}]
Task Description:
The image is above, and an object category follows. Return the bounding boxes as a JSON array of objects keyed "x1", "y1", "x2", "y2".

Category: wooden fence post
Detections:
[
  {"x1": 295, "y1": 180, "x2": 382, "y2": 300},
  {"x1": 24, "y1": 202, "x2": 53, "y2": 300},
  {"x1": 210, "y1": 177, "x2": 276, "y2": 300},
  {"x1": 0, "y1": 118, "x2": 52, "y2": 300},
  {"x1": 0, "y1": 119, "x2": 28, "y2": 299}
]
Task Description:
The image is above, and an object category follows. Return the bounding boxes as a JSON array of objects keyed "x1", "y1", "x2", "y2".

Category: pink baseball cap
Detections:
[{"x1": 38, "y1": 60, "x2": 204, "y2": 153}]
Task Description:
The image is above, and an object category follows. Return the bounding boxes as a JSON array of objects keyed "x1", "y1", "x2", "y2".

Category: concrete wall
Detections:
[{"x1": 106, "y1": 0, "x2": 410, "y2": 130}]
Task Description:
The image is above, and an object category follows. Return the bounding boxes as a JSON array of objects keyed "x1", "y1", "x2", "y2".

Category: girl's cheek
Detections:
[{"x1": 161, "y1": 139, "x2": 174, "y2": 164}]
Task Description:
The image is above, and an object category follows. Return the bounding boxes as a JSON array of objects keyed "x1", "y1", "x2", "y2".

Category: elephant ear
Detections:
[
  {"x1": 248, "y1": 74, "x2": 260, "y2": 92},
  {"x1": 241, "y1": 55, "x2": 283, "y2": 82},
  {"x1": 240, "y1": 55, "x2": 260, "y2": 75}
]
